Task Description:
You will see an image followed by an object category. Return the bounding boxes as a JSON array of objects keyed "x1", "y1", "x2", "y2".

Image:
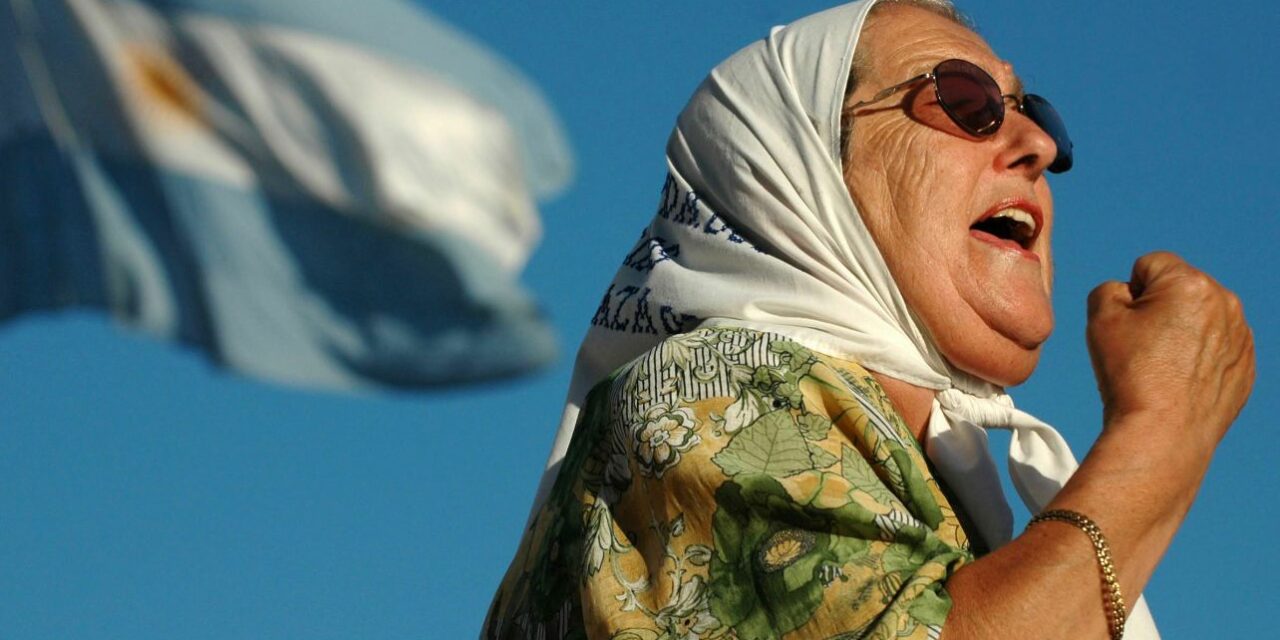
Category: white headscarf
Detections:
[{"x1": 538, "y1": 1, "x2": 1157, "y2": 635}]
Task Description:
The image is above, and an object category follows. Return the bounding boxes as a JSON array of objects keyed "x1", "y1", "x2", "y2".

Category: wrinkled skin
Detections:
[{"x1": 845, "y1": 4, "x2": 1058, "y2": 387}]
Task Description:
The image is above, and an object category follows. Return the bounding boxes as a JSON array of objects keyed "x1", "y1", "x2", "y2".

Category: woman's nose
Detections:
[{"x1": 994, "y1": 104, "x2": 1059, "y2": 177}]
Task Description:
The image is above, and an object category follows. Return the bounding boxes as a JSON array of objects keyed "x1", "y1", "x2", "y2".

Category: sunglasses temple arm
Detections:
[{"x1": 850, "y1": 72, "x2": 933, "y2": 109}]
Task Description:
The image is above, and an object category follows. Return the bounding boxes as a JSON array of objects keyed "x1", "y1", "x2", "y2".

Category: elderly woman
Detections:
[{"x1": 485, "y1": 1, "x2": 1255, "y2": 638}]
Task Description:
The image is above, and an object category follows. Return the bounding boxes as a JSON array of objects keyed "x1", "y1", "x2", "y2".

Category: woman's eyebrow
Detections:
[{"x1": 903, "y1": 58, "x2": 936, "y2": 79}]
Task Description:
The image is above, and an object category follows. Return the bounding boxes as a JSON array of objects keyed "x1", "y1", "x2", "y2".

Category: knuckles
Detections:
[
  {"x1": 1172, "y1": 269, "x2": 1217, "y2": 299},
  {"x1": 1225, "y1": 291, "x2": 1244, "y2": 315},
  {"x1": 1091, "y1": 253, "x2": 1250, "y2": 341}
]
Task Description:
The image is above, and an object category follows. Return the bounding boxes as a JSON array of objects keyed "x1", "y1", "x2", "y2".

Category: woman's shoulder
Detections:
[{"x1": 602, "y1": 325, "x2": 913, "y2": 444}]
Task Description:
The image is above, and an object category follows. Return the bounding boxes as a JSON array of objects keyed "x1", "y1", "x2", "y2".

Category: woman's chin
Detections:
[
  {"x1": 953, "y1": 342, "x2": 1043, "y2": 388},
  {"x1": 936, "y1": 305, "x2": 1051, "y2": 387}
]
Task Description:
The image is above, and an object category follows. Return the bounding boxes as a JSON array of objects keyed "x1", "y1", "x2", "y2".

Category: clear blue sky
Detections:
[{"x1": 2, "y1": 1, "x2": 1277, "y2": 638}]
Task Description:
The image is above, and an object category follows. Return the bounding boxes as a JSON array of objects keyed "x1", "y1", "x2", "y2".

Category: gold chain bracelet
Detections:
[{"x1": 1027, "y1": 509, "x2": 1127, "y2": 640}]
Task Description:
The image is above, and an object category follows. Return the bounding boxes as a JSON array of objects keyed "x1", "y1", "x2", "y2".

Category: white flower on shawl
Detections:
[
  {"x1": 634, "y1": 404, "x2": 700, "y2": 478},
  {"x1": 653, "y1": 575, "x2": 723, "y2": 639}
]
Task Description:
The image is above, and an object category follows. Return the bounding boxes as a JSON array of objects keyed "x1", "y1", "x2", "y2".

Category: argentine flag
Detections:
[{"x1": 0, "y1": 0, "x2": 573, "y2": 390}]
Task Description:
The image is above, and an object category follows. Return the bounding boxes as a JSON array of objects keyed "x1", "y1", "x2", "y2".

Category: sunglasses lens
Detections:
[
  {"x1": 934, "y1": 59, "x2": 1004, "y2": 135},
  {"x1": 1021, "y1": 94, "x2": 1073, "y2": 173}
]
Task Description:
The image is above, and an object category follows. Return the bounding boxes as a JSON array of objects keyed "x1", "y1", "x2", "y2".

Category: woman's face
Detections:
[{"x1": 845, "y1": 4, "x2": 1059, "y2": 386}]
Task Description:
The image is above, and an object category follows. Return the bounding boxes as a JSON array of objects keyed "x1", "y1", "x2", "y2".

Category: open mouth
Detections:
[{"x1": 970, "y1": 207, "x2": 1040, "y2": 252}]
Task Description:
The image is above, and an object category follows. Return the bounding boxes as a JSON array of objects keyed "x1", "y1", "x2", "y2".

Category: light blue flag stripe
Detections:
[{"x1": 0, "y1": 0, "x2": 565, "y2": 390}]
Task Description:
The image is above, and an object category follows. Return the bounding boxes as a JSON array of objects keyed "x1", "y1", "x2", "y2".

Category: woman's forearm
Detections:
[{"x1": 940, "y1": 411, "x2": 1213, "y2": 640}]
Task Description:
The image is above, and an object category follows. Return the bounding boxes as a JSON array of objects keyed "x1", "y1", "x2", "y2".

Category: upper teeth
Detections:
[{"x1": 991, "y1": 208, "x2": 1037, "y2": 233}]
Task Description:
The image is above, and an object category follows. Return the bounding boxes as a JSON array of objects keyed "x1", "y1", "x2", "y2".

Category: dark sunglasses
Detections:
[{"x1": 851, "y1": 58, "x2": 1073, "y2": 173}]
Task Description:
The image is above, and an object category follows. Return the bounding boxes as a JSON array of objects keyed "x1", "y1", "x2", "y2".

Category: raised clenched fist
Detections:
[{"x1": 1086, "y1": 252, "x2": 1255, "y2": 447}]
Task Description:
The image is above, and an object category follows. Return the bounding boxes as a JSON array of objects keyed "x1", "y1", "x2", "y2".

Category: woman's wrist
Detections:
[
  {"x1": 1040, "y1": 413, "x2": 1213, "y2": 608},
  {"x1": 1094, "y1": 409, "x2": 1215, "y2": 486}
]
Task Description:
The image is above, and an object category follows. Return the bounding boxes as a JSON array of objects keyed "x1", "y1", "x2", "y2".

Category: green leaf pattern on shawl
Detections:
[
  {"x1": 484, "y1": 327, "x2": 974, "y2": 640},
  {"x1": 712, "y1": 410, "x2": 814, "y2": 478}
]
